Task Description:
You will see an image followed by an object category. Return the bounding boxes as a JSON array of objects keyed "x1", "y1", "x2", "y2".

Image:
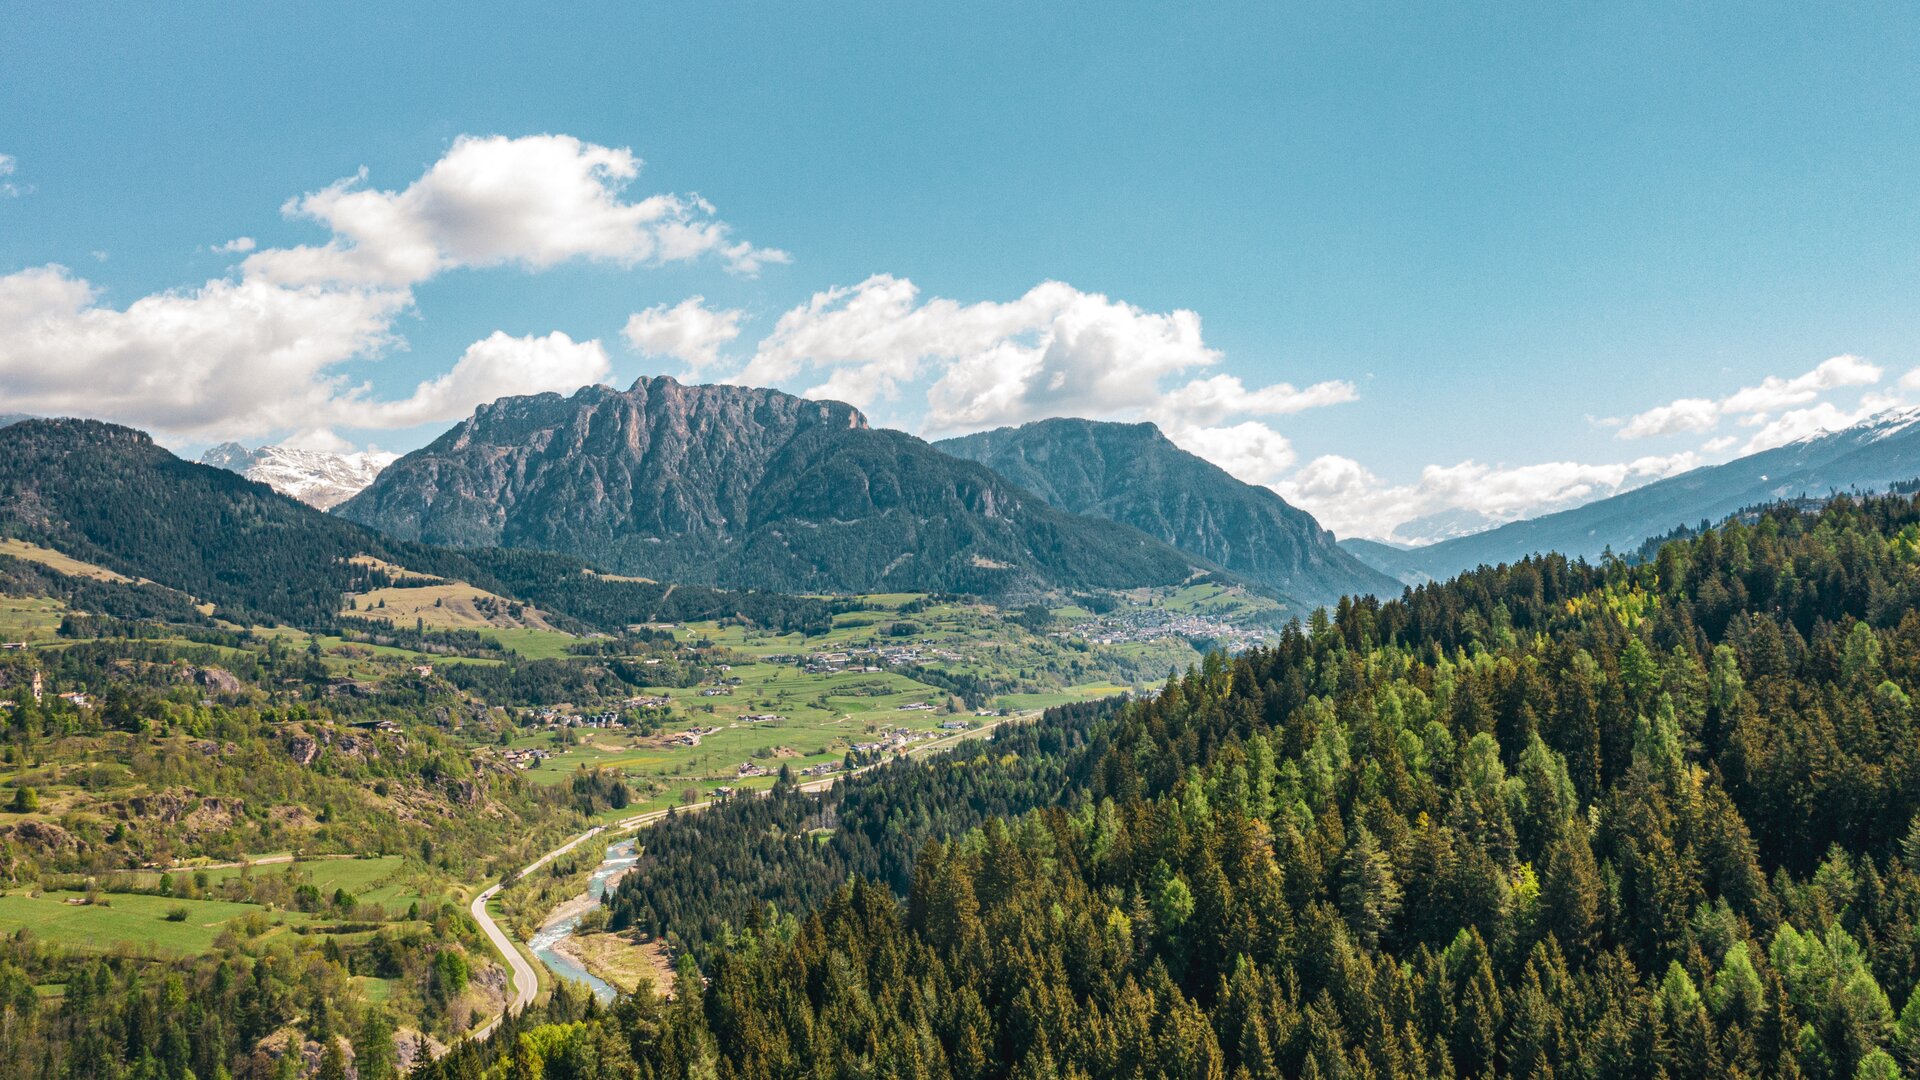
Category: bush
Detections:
[
  {"x1": 7, "y1": 787, "x2": 37, "y2": 813},
  {"x1": 163, "y1": 907, "x2": 189, "y2": 922}
]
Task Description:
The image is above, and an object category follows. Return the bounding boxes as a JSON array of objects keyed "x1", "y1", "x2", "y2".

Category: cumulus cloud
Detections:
[
  {"x1": 0, "y1": 153, "x2": 24, "y2": 197},
  {"x1": 338, "y1": 330, "x2": 610, "y2": 430},
  {"x1": 1278, "y1": 451, "x2": 1702, "y2": 542},
  {"x1": 623, "y1": 296, "x2": 744, "y2": 370},
  {"x1": 1616, "y1": 397, "x2": 1718, "y2": 439},
  {"x1": 243, "y1": 134, "x2": 786, "y2": 287},
  {"x1": 1617, "y1": 354, "x2": 1882, "y2": 440},
  {"x1": 725, "y1": 275, "x2": 1353, "y2": 485},
  {"x1": 0, "y1": 134, "x2": 772, "y2": 444},
  {"x1": 0, "y1": 264, "x2": 408, "y2": 440}
]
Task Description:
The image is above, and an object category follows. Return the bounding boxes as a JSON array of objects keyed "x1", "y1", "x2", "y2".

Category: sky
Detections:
[{"x1": 4, "y1": 2, "x2": 1919, "y2": 541}]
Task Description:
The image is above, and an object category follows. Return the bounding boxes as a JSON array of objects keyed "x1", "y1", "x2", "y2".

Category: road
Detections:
[
  {"x1": 467, "y1": 825, "x2": 607, "y2": 1042},
  {"x1": 462, "y1": 709, "x2": 1030, "y2": 1043}
]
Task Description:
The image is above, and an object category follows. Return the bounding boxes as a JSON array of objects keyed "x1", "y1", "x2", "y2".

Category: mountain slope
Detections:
[
  {"x1": 0, "y1": 418, "x2": 835, "y2": 632},
  {"x1": 1346, "y1": 407, "x2": 1920, "y2": 582},
  {"x1": 936, "y1": 418, "x2": 1399, "y2": 605},
  {"x1": 337, "y1": 377, "x2": 1213, "y2": 596},
  {"x1": 199, "y1": 442, "x2": 396, "y2": 509}
]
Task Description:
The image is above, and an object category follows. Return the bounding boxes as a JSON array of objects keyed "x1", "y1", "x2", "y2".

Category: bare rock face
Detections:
[
  {"x1": 199, "y1": 443, "x2": 397, "y2": 510},
  {"x1": 186, "y1": 665, "x2": 245, "y2": 695},
  {"x1": 339, "y1": 376, "x2": 1207, "y2": 596},
  {"x1": 0, "y1": 820, "x2": 78, "y2": 852}
]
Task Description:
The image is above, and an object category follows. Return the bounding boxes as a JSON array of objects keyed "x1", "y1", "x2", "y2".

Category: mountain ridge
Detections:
[
  {"x1": 199, "y1": 441, "x2": 397, "y2": 509},
  {"x1": 337, "y1": 377, "x2": 1218, "y2": 597},
  {"x1": 1346, "y1": 406, "x2": 1920, "y2": 582},
  {"x1": 936, "y1": 417, "x2": 1399, "y2": 606}
]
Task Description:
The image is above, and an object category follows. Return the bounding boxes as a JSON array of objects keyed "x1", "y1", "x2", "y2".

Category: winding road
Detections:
[
  {"x1": 467, "y1": 825, "x2": 609, "y2": 1042},
  {"x1": 462, "y1": 711, "x2": 1026, "y2": 1043}
]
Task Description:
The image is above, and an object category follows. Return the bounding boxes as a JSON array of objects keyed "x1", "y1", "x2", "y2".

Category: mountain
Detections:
[
  {"x1": 1345, "y1": 406, "x2": 1920, "y2": 583},
  {"x1": 935, "y1": 418, "x2": 1399, "y2": 606},
  {"x1": 1335, "y1": 537, "x2": 1438, "y2": 586},
  {"x1": 198, "y1": 441, "x2": 397, "y2": 509},
  {"x1": 0, "y1": 417, "x2": 835, "y2": 631},
  {"x1": 337, "y1": 377, "x2": 1213, "y2": 597}
]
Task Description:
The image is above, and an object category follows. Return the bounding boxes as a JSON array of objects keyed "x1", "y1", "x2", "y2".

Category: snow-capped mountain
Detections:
[
  {"x1": 198, "y1": 443, "x2": 397, "y2": 510},
  {"x1": 1343, "y1": 406, "x2": 1920, "y2": 584}
]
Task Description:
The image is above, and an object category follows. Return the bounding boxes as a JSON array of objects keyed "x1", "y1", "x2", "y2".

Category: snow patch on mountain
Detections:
[{"x1": 198, "y1": 443, "x2": 397, "y2": 510}]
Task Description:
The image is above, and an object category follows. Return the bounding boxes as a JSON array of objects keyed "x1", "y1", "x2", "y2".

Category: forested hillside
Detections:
[
  {"x1": 0, "y1": 418, "x2": 830, "y2": 634},
  {"x1": 421, "y1": 490, "x2": 1920, "y2": 1079}
]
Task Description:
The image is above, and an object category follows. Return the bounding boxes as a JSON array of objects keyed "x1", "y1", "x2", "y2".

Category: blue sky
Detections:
[{"x1": 4, "y1": 2, "x2": 1918, "y2": 538}]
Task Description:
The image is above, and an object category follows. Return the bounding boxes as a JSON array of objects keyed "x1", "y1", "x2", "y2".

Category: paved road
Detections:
[
  {"x1": 467, "y1": 826, "x2": 607, "y2": 1042},
  {"x1": 463, "y1": 709, "x2": 1029, "y2": 1043}
]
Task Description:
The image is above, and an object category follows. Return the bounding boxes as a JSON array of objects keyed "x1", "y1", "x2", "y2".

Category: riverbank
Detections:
[{"x1": 551, "y1": 930, "x2": 674, "y2": 996}]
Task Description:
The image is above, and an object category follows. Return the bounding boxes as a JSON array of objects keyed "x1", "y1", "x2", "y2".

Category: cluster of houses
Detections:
[
  {"x1": 532, "y1": 707, "x2": 623, "y2": 729},
  {"x1": 799, "y1": 643, "x2": 965, "y2": 674},
  {"x1": 500, "y1": 746, "x2": 551, "y2": 770},
  {"x1": 1057, "y1": 608, "x2": 1272, "y2": 651},
  {"x1": 739, "y1": 713, "x2": 784, "y2": 724},
  {"x1": 850, "y1": 726, "x2": 942, "y2": 755},
  {"x1": 624, "y1": 695, "x2": 672, "y2": 710},
  {"x1": 668, "y1": 725, "x2": 721, "y2": 747}
]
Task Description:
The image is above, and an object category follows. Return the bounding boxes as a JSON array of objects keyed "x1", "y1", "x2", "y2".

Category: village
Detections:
[{"x1": 1056, "y1": 606, "x2": 1272, "y2": 651}]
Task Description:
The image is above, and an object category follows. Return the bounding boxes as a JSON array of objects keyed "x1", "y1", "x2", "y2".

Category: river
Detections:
[{"x1": 527, "y1": 836, "x2": 639, "y2": 1003}]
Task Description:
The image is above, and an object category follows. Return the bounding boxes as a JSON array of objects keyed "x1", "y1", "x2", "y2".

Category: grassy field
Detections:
[
  {"x1": 345, "y1": 581, "x2": 564, "y2": 632},
  {"x1": 0, "y1": 595, "x2": 65, "y2": 641},
  {"x1": 0, "y1": 889, "x2": 302, "y2": 954},
  {"x1": 0, "y1": 538, "x2": 139, "y2": 583}
]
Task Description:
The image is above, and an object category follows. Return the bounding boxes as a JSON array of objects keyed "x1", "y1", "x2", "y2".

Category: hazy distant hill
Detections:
[
  {"x1": 1344, "y1": 407, "x2": 1920, "y2": 582},
  {"x1": 937, "y1": 418, "x2": 1399, "y2": 606},
  {"x1": 338, "y1": 377, "x2": 1212, "y2": 597}
]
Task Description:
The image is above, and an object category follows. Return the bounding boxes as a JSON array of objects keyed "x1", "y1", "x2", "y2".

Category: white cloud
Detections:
[
  {"x1": 623, "y1": 296, "x2": 744, "y2": 370},
  {"x1": 1720, "y1": 354, "x2": 1880, "y2": 414},
  {"x1": 1170, "y1": 423, "x2": 1299, "y2": 485},
  {"x1": 1616, "y1": 397, "x2": 1718, "y2": 439},
  {"x1": 1279, "y1": 451, "x2": 1701, "y2": 542},
  {"x1": 243, "y1": 134, "x2": 785, "y2": 288},
  {"x1": 0, "y1": 264, "x2": 408, "y2": 440},
  {"x1": 0, "y1": 134, "x2": 768, "y2": 444},
  {"x1": 280, "y1": 427, "x2": 360, "y2": 454},
  {"x1": 1736, "y1": 391, "x2": 1899, "y2": 454},
  {"x1": 0, "y1": 153, "x2": 24, "y2": 197},
  {"x1": 1157, "y1": 374, "x2": 1358, "y2": 428},
  {"x1": 1617, "y1": 354, "x2": 1883, "y2": 440},
  {"x1": 730, "y1": 276, "x2": 1353, "y2": 456},
  {"x1": 337, "y1": 331, "x2": 611, "y2": 430}
]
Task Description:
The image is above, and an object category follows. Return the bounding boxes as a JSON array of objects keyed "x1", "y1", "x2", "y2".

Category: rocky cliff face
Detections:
[
  {"x1": 338, "y1": 377, "x2": 1208, "y2": 596},
  {"x1": 199, "y1": 443, "x2": 397, "y2": 510},
  {"x1": 937, "y1": 418, "x2": 1401, "y2": 606}
]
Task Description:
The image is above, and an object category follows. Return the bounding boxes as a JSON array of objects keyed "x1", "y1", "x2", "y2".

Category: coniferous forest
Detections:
[{"x1": 409, "y1": 492, "x2": 1920, "y2": 1079}]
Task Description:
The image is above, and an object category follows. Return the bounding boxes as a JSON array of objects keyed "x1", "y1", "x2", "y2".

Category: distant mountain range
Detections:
[
  {"x1": 937, "y1": 418, "x2": 1398, "y2": 606},
  {"x1": 198, "y1": 442, "x2": 397, "y2": 509},
  {"x1": 0, "y1": 417, "x2": 838, "y2": 632},
  {"x1": 337, "y1": 377, "x2": 1215, "y2": 597},
  {"x1": 1345, "y1": 407, "x2": 1920, "y2": 584}
]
